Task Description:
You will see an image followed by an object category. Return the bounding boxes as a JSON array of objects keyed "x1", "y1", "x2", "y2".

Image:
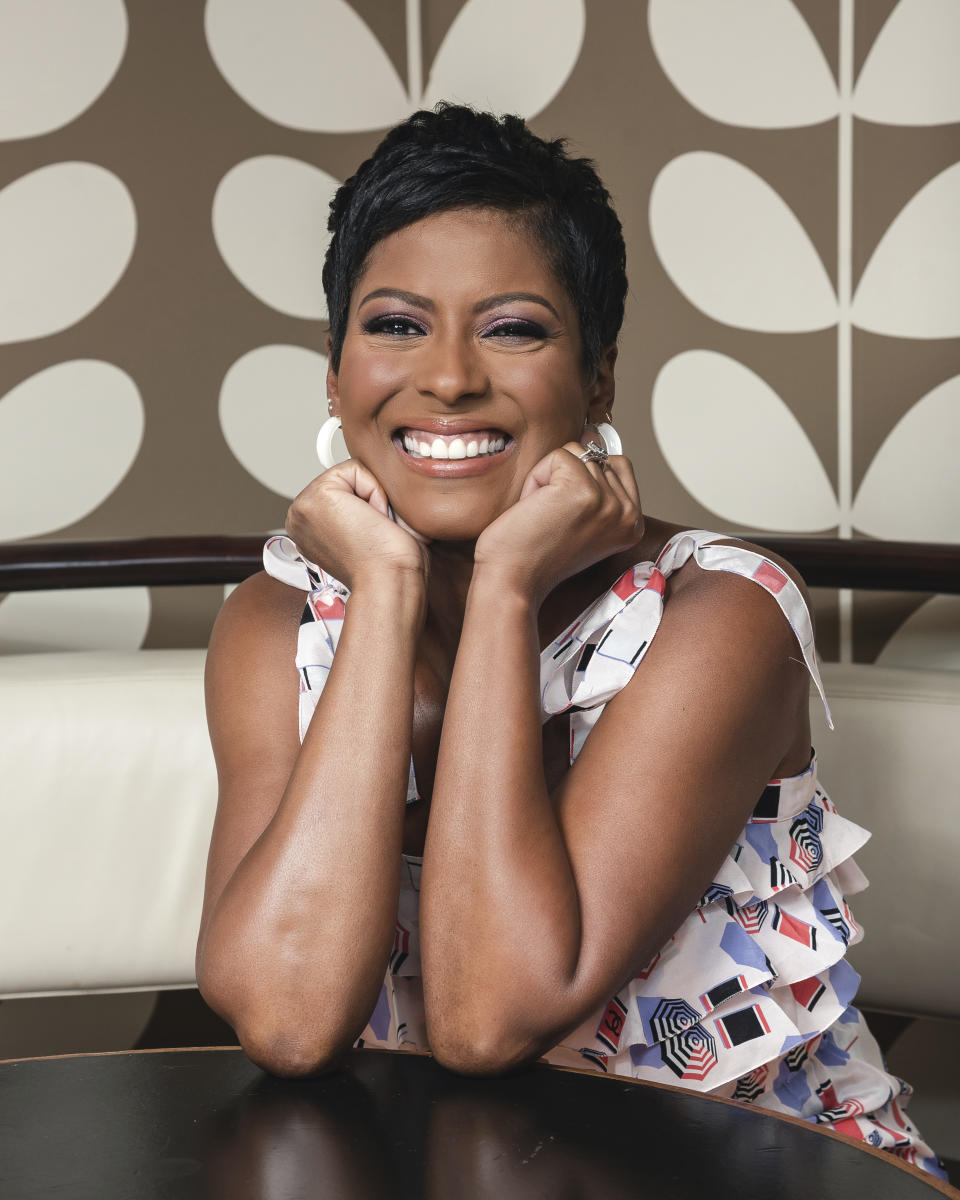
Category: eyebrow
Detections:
[{"x1": 357, "y1": 287, "x2": 561, "y2": 321}]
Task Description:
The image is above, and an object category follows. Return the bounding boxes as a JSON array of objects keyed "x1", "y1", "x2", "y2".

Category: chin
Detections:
[{"x1": 393, "y1": 494, "x2": 506, "y2": 544}]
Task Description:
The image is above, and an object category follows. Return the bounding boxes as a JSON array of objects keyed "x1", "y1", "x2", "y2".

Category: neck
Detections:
[{"x1": 425, "y1": 540, "x2": 479, "y2": 632}]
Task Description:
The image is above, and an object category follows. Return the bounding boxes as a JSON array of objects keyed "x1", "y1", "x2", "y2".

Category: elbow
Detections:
[
  {"x1": 237, "y1": 1023, "x2": 351, "y2": 1079},
  {"x1": 428, "y1": 1014, "x2": 543, "y2": 1078},
  {"x1": 196, "y1": 966, "x2": 353, "y2": 1079}
]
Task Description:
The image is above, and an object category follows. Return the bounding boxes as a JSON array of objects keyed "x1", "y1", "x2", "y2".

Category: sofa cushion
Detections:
[{"x1": 1, "y1": 652, "x2": 957, "y2": 1017}]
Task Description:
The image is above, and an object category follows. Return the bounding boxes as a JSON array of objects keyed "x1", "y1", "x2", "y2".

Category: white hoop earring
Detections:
[
  {"x1": 316, "y1": 415, "x2": 347, "y2": 469},
  {"x1": 588, "y1": 421, "x2": 622, "y2": 455}
]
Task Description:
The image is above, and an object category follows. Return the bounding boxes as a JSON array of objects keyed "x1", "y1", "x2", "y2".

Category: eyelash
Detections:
[{"x1": 361, "y1": 315, "x2": 548, "y2": 340}]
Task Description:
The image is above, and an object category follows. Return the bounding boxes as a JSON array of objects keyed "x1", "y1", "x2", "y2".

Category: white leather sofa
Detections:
[{"x1": 1, "y1": 651, "x2": 958, "y2": 1019}]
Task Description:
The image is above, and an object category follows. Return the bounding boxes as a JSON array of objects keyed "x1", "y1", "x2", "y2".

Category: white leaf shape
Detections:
[
  {"x1": 648, "y1": 0, "x2": 837, "y2": 129},
  {"x1": 650, "y1": 153, "x2": 836, "y2": 332},
  {"x1": 854, "y1": 0, "x2": 960, "y2": 126},
  {"x1": 0, "y1": 0, "x2": 127, "y2": 140},
  {"x1": 875, "y1": 596, "x2": 960, "y2": 671},
  {"x1": 0, "y1": 162, "x2": 136, "y2": 344},
  {"x1": 205, "y1": 0, "x2": 408, "y2": 133},
  {"x1": 652, "y1": 350, "x2": 838, "y2": 531},
  {"x1": 853, "y1": 161, "x2": 960, "y2": 338},
  {"x1": 219, "y1": 344, "x2": 329, "y2": 498},
  {"x1": 852, "y1": 374, "x2": 960, "y2": 542},
  {"x1": 0, "y1": 587, "x2": 150, "y2": 654},
  {"x1": 423, "y1": 0, "x2": 585, "y2": 119},
  {"x1": 0, "y1": 361, "x2": 144, "y2": 540},
  {"x1": 213, "y1": 157, "x2": 339, "y2": 320}
]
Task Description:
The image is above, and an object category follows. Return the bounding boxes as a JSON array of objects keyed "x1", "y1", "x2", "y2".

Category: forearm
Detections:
[
  {"x1": 420, "y1": 569, "x2": 583, "y2": 1061},
  {"x1": 198, "y1": 574, "x2": 423, "y2": 1066}
]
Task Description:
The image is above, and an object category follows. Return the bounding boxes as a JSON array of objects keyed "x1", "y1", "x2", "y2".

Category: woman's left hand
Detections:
[{"x1": 473, "y1": 441, "x2": 644, "y2": 605}]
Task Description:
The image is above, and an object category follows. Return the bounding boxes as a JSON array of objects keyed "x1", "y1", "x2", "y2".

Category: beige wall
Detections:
[{"x1": 1, "y1": 0, "x2": 958, "y2": 663}]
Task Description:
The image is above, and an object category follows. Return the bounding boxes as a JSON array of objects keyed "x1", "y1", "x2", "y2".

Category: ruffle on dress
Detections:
[{"x1": 548, "y1": 753, "x2": 872, "y2": 1093}]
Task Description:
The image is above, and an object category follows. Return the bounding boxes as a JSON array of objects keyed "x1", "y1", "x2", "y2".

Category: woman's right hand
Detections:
[{"x1": 285, "y1": 461, "x2": 430, "y2": 591}]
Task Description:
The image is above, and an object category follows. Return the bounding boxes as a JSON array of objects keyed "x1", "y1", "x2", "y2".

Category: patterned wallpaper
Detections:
[{"x1": 1, "y1": 0, "x2": 958, "y2": 666}]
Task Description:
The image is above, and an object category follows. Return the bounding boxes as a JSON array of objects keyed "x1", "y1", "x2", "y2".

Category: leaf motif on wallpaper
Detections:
[
  {"x1": 0, "y1": 0, "x2": 127, "y2": 141},
  {"x1": 212, "y1": 157, "x2": 340, "y2": 320},
  {"x1": 205, "y1": 0, "x2": 409, "y2": 132},
  {"x1": 0, "y1": 588, "x2": 150, "y2": 654},
  {"x1": 853, "y1": 0, "x2": 960, "y2": 126},
  {"x1": 875, "y1": 595, "x2": 960, "y2": 671},
  {"x1": 0, "y1": 361, "x2": 144, "y2": 541},
  {"x1": 651, "y1": 350, "x2": 838, "y2": 532},
  {"x1": 0, "y1": 163, "x2": 136, "y2": 344},
  {"x1": 852, "y1": 160, "x2": 960, "y2": 339},
  {"x1": 219, "y1": 345, "x2": 330, "y2": 499},
  {"x1": 423, "y1": 0, "x2": 585, "y2": 120},
  {"x1": 649, "y1": 153, "x2": 836, "y2": 332},
  {"x1": 647, "y1": 0, "x2": 837, "y2": 129},
  {"x1": 852, "y1": 373, "x2": 960, "y2": 543}
]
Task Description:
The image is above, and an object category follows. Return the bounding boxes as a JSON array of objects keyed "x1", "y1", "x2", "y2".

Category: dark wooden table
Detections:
[{"x1": 0, "y1": 1047, "x2": 954, "y2": 1199}]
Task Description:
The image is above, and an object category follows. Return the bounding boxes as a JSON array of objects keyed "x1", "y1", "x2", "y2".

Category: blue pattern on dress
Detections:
[
  {"x1": 719, "y1": 920, "x2": 771, "y2": 973},
  {"x1": 743, "y1": 820, "x2": 778, "y2": 862},
  {"x1": 815, "y1": 1029, "x2": 851, "y2": 1067},
  {"x1": 369, "y1": 984, "x2": 391, "y2": 1041},
  {"x1": 773, "y1": 1055, "x2": 812, "y2": 1112}
]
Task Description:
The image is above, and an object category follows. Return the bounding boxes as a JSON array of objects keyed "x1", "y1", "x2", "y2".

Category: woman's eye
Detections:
[
  {"x1": 363, "y1": 315, "x2": 424, "y2": 337},
  {"x1": 483, "y1": 319, "x2": 547, "y2": 340}
]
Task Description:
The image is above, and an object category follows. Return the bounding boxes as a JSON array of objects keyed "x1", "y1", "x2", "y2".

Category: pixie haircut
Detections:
[{"x1": 322, "y1": 104, "x2": 627, "y2": 378}]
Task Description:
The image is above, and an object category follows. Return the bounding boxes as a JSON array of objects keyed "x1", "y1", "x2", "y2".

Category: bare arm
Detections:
[
  {"x1": 197, "y1": 461, "x2": 430, "y2": 1076},
  {"x1": 420, "y1": 453, "x2": 811, "y2": 1073},
  {"x1": 196, "y1": 566, "x2": 424, "y2": 1075}
]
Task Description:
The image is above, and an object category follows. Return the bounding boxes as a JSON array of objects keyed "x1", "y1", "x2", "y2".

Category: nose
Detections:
[{"x1": 413, "y1": 328, "x2": 488, "y2": 407}]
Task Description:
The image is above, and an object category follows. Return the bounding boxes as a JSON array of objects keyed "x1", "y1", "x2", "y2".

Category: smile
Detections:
[{"x1": 396, "y1": 428, "x2": 510, "y2": 461}]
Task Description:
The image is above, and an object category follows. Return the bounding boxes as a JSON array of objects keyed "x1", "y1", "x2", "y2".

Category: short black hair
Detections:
[{"x1": 323, "y1": 104, "x2": 627, "y2": 377}]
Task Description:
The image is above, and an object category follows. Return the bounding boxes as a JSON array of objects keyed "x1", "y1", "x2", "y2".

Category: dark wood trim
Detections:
[
  {"x1": 1, "y1": 534, "x2": 959, "y2": 593},
  {"x1": 0, "y1": 535, "x2": 265, "y2": 592},
  {"x1": 747, "y1": 536, "x2": 960, "y2": 594}
]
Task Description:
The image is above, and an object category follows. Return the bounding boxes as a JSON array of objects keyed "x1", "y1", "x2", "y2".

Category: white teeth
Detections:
[{"x1": 400, "y1": 431, "x2": 507, "y2": 459}]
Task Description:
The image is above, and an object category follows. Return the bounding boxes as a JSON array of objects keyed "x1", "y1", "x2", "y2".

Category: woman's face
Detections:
[{"x1": 328, "y1": 207, "x2": 613, "y2": 542}]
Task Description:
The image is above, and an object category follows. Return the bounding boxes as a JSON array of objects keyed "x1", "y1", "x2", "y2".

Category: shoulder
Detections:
[
  {"x1": 662, "y1": 530, "x2": 813, "y2": 634},
  {"x1": 205, "y1": 572, "x2": 305, "y2": 758},
  {"x1": 210, "y1": 570, "x2": 305, "y2": 652}
]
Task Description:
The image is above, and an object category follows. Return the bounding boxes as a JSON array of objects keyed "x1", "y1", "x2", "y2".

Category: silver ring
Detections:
[{"x1": 578, "y1": 441, "x2": 608, "y2": 466}]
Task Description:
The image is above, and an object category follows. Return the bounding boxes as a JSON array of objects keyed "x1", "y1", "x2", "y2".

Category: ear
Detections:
[
  {"x1": 586, "y1": 343, "x2": 617, "y2": 425},
  {"x1": 325, "y1": 334, "x2": 340, "y2": 417}
]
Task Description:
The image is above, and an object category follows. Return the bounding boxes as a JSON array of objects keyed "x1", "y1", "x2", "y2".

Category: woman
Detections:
[{"x1": 196, "y1": 105, "x2": 943, "y2": 1175}]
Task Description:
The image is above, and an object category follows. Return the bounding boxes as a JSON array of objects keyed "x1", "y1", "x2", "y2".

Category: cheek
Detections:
[
  {"x1": 337, "y1": 343, "x2": 405, "y2": 402},
  {"x1": 504, "y1": 361, "x2": 586, "y2": 431}
]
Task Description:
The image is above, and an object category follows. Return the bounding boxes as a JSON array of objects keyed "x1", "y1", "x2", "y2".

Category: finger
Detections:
[
  {"x1": 561, "y1": 440, "x2": 612, "y2": 487},
  {"x1": 599, "y1": 459, "x2": 631, "y2": 506},
  {"x1": 603, "y1": 455, "x2": 641, "y2": 508},
  {"x1": 518, "y1": 446, "x2": 569, "y2": 499},
  {"x1": 327, "y1": 460, "x2": 391, "y2": 517},
  {"x1": 603, "y1": 455, "x2": 645, "y2": 531}
]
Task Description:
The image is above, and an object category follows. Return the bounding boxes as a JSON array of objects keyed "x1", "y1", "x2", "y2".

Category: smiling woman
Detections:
[{"x1": 194, "y1": 105, "x2": 945, "y2": 1179}]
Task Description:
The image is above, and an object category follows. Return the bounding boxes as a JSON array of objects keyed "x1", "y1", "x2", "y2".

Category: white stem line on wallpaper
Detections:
[
  {"x1": 406, "y1": 0, "x2": 423, "y2": 105},
  {"x1": 837, "y1": 0, "x2": 854, "y2": 664}
]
